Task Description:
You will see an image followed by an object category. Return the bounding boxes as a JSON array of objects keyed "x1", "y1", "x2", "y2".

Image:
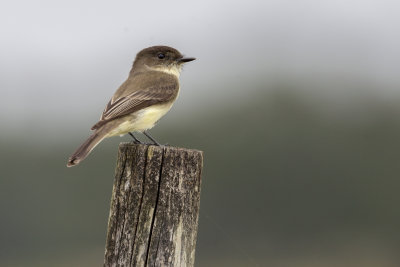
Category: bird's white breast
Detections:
[
  {"x1": 133, "y1": 102, "x2": 175, "y2": 131},
  {"x1": 106, "y1": 101, "x2": 175, "y2": 137}
]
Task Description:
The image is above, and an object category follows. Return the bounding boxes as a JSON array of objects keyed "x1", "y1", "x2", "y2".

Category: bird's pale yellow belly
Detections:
[{"x1": 106, "y1": 102, "x2": 174, "y2": 137}]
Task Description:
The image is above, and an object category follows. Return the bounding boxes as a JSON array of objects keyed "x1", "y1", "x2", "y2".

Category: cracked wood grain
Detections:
[{"x1": 104, "y1": 143, "x2": 203, "y2": 267}]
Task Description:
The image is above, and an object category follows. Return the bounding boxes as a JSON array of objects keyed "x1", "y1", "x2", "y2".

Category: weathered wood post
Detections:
[{"x1": 104, "y1": 143, "x2": 203, "y2": 267}]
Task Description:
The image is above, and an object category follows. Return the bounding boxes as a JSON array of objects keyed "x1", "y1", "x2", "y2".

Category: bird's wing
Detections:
[{"x1": 91, "y1": 82, "x2": 178, "y2": 130}]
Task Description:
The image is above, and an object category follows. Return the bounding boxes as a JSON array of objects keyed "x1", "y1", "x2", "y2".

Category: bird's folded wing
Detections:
[{"x1": 91, "y1": 83, "x2": 178, "y2": 130}]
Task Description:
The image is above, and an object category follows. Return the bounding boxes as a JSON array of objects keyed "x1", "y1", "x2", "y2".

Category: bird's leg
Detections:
[
  {"x1": 143, "y1": 130, "x2": 161, "y2": 146},
  {"x1": 128, "y1": 132, "x2": 143, "y2": 144}
]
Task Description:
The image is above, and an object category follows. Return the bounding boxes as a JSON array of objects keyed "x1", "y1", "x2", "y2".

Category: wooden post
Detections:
[{"x1": 104, "y1": 143, "x2": 203, "y2": 267}]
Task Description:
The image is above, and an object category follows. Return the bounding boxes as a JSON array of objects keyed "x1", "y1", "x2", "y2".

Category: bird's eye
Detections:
[{"x1": 157, "y1": 53, "x2": 165, "y2": 59}]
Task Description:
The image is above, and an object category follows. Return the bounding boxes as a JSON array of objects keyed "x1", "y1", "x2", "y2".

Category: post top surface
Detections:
[{"x1": 119, "y1": 142, "x2": 203, "y2": 155}]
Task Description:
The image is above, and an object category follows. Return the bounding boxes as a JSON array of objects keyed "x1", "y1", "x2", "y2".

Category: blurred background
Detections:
[{"x1": 1, "y1": 0, "x2": 400, "y2": 266}]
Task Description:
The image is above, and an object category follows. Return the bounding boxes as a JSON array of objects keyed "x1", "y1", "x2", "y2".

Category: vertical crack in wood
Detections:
[
  {"x1": 144, "y1": 146, "x2": 165, "y2": 266},
  {"x1": 116, "y1": 193, "x2": 127, "y2": 263},
  {"x1": 115, "y1": 148, "x2": 130, "y2": 263},
  {"x1": 129, "y1": 145, "x2": 149, "y2": 266},
  {"x1": 113, "y1": 157, "x2": 127, "y2": 228}
]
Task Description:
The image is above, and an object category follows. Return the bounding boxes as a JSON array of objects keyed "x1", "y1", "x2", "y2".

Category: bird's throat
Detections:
[{"x1": 145, "y1": 64, "x2": 182, "y2": 77}]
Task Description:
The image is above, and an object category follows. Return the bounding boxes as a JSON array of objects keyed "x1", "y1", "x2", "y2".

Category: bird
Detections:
[{"x1": 67, "y1": 45, "x2": 195, "y2": 167}]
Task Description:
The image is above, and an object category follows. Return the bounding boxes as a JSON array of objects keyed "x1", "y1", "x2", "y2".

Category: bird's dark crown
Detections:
[{"x1": 133, "y1": 46, "x2": 183, "y2": 67}]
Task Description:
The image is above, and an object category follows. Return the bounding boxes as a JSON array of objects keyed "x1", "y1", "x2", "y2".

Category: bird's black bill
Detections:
[{"x1": 177, "y1": 57, "x2": 196, "y2": 63}]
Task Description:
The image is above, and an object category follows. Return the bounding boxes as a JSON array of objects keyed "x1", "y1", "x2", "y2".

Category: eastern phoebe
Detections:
[{"x1": 67, "y1": 45, "x2": 195, "y2": 167}]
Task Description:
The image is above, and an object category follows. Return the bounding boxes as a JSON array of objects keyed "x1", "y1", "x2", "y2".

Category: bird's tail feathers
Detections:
[{"x1": 67, "y1": 129, "x2": 108, "y2": 167}]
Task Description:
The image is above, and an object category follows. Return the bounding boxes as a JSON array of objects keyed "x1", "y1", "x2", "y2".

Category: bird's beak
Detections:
[{"x1": 177, "y1": 57, "x2": 196, "y2": 63}]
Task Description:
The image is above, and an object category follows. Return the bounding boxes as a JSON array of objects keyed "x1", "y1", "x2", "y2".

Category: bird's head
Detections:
[{"x1": 132, "y1": 45, "x2": 195, "y2": 76}]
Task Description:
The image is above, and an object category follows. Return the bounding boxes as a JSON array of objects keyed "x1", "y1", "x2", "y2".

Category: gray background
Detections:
[{"x1": 1, "y1": 0, "x2": 400, "y2": 266}]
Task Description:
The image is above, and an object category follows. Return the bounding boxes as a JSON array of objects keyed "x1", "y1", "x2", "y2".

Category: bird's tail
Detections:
[{"x1": 67, "y1": 129, "x2": 108, "y2": 167}]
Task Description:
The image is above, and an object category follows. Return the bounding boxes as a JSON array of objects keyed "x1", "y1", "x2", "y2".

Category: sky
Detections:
[{"x1": 1, "y1": 0, "x2": 400, "y2": 136}]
